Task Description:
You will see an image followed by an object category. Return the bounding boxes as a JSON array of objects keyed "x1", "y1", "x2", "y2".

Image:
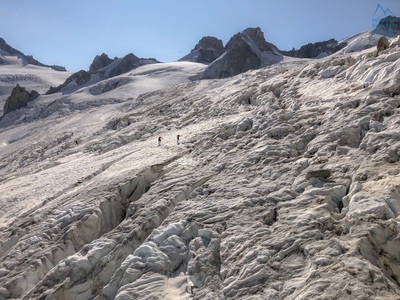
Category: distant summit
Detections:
[
  {"x1": 87, "y1": 52, "x2": 158, "y2": 78},
  {"x1": 46, "y1": 53, "x2": 159, "y2": 94},
  {"x1": 281, "y1": 39, "x2": 347, "y2": 59},
  {"x1": 89, "y1": 53, "x2": 117, "y2": 73},
  {"x1": 3, "y1": 84, "x2": 39, "y2": 116},
  {"x1": 108, "y1": 53, "x2": 158, "y2": 78},
  {"x1": 202, "y1": 27, "x2": 283, "y2": 79},
  {"x1": 179, "y1": 36, "x2": 224, "y2": 64},
  {"x1": 0, "y1": 38, "x2": 66, "y2": 71}
]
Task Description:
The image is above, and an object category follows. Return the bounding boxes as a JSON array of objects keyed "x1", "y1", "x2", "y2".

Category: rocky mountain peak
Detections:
[
  {"x1": 0, "y1": 38, "x2": 20, "y2": 56},
  {"x1": 89, "y1": 53, "x2": 116, "y2": 73},
  {"x1": 179, "y1": 36, "x2": 224, "y2": 64},
  {"x1": 202, "y1": 27, "x2": 282, "y2": 79},
  {"x1": 192, "y1": 36, "x2": 224, "y2": 53},
  {"x1": 281, "y1": 38, "x2": 347, "y2": 59},
  {"x1": 108, "y1": 53, "x2": 141, "y2": 78},
  {"x1": 2, "y1": 84, "x2": 39, "y2": 115},
  {"x1": 225, "y1": 27, "x2": 278, "y2": 53}
]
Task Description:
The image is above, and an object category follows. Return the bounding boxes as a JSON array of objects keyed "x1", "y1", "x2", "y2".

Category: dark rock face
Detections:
[
  {"x1": 373, "y1": 15, "x2": 400, "y2": 36},
  {"x1": 0, "y1": 38, "x2": 66, "y2": 71},
  {"x1": 108, "y1": 53, "x2": 141, "y2": 78},
  {"x1": 192, "y1": 37, "x2": 225, "y2": 64},
  {"x1": 89, "y1": 53, "x2": 116, "y2": 73},
  {"x1": 3, "y1": 84, "x2": 39, "y2": 115},
  {"x1": 179, "y1": 36, "x2": 224, "y2": 64},
  {"x1": 282, "y1": 39, "x2": 347, "y2": 59},
  {"x1": 202, "y1": 27, "x2": 282, "y2": 79},
  {"x1": 203, "y1": 43, "x2": 261, "y2": 79},
  {"x1": 193, "y1": 36, "x2": 224, "y2": 53},
  {"x1": 46, "y1": 70, "x2": 91, "y2": 94},
  {"x1": 229, "y1": 27, "x2": 279, "y2": 53},
  {"x1": 0, "y1": 38, "x2": 20, "y2": 56}
]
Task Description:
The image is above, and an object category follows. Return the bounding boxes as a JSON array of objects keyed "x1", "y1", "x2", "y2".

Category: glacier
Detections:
[{"x1": 1, "y1": 30, "x2": 400, "y2": 299}]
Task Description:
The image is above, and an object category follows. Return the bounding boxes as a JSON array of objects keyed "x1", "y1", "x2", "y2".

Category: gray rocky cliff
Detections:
[
  {"x1": 45, "y1": 70, "x2": 91, "y2": 94},
  {"x1": 108, "y1": 53, "x2": 141, "y2": 78},
  {"x1": 179, "y1": 36, "x2": 224, "y2": 64},
  {"x1": 2, "y1": 84, "x2": 39, "y2": 115},
  {"x1": 89, "y1": 53, "x2": 116, "y2": 73},
  {"x1": 281, "y1": 38, "x2": 347, "y2": 58},
  {"x1": 202, "y1": 27, "x2": 283, "y2": 79}
]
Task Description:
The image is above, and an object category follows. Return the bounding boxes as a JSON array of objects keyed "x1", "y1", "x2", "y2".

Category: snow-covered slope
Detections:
[
  {"x1": 0, "y1": 51, "x2": 71, "y2": 115},
  {"x1": 1, "y1": 34, "x2": 400, "y2": 300},
  {"x1": 338, "y1": 29, "x2": 384, "y2": 54}
]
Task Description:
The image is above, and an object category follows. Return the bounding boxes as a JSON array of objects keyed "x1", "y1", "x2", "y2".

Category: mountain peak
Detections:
[
  {"x1": 179, "y1": 36, "x2": 224, "y2": 64},
  {"x1": 225, "y1": 27, "x2": 278, "y2": 53},
  {"x1": 192, "y1": 36, "x2": 224, "y2": 53},
  {"x1": 89, "y1": 53, "x2": 116, "y2": 73},
  {"x1": 281, "y1": 38, "x2": 347, "y2": 59},
  {"x1": 202, "y1": 27, "x2": 283, "y2": 79},
  {"x1": 3, "y1": 84, "x2": 39, "y2": 115}
]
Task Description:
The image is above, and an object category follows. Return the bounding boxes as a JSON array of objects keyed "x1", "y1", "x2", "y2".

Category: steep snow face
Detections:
[
  {"x1": 339, "y1": 30, "x2": 383, "y2": 54},
  {"x1": 2, "y1": 38, "x2": 400, "y2": 300}
]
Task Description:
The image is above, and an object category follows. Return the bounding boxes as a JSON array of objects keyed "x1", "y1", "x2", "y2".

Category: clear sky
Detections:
[{"x1": 1, "y1": 0, "x2": 399, "y2": 72}]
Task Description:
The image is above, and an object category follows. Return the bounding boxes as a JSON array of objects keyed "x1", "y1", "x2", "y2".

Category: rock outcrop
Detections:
[
  {"x1": 202, "y1": 27, "x2": 283, "y2": 79},
  {"x1": 45, "y1": 70, "x2": 91, "y2": 94},
  {"x1": 179, "y1": 36, "x2": 224, "y2": 64},
  {"x1": 89, "y1": 53, "x2": 116, "y2": 73},
  {"x1": 108, "y1": 53, "x2": 141, "y2": 78},
  {"x1": 2, "y1": 84, "x2": 39, "y2": 115},
  {"x1": 282, "y1": 38, "x2": 347, "y2": 58}
]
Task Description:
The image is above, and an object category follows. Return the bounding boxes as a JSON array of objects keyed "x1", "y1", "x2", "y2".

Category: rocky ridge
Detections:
[
  {"x1": 179, "y1": 36, "x2": 225, "y2": 64},
  {"x1": 202, "y1": 27, "x2": 283, "y2": 79},
  {"x1": 2, "y1": 84, "x2": 39, "y2": 115},
  {"x1": 281, "y1": 39, "x2": 347, "y2": 58},
  {"x1": 89, "y1": 53, "x2": 117, "y2": 73},
  {"x1": 45, "y1": 70, "x2": 92, "y2": 94}
]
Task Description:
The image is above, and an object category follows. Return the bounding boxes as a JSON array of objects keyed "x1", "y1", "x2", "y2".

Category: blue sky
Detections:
[{"x1": 1, "y1": 0, "x2": 399, "y2": 72}]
